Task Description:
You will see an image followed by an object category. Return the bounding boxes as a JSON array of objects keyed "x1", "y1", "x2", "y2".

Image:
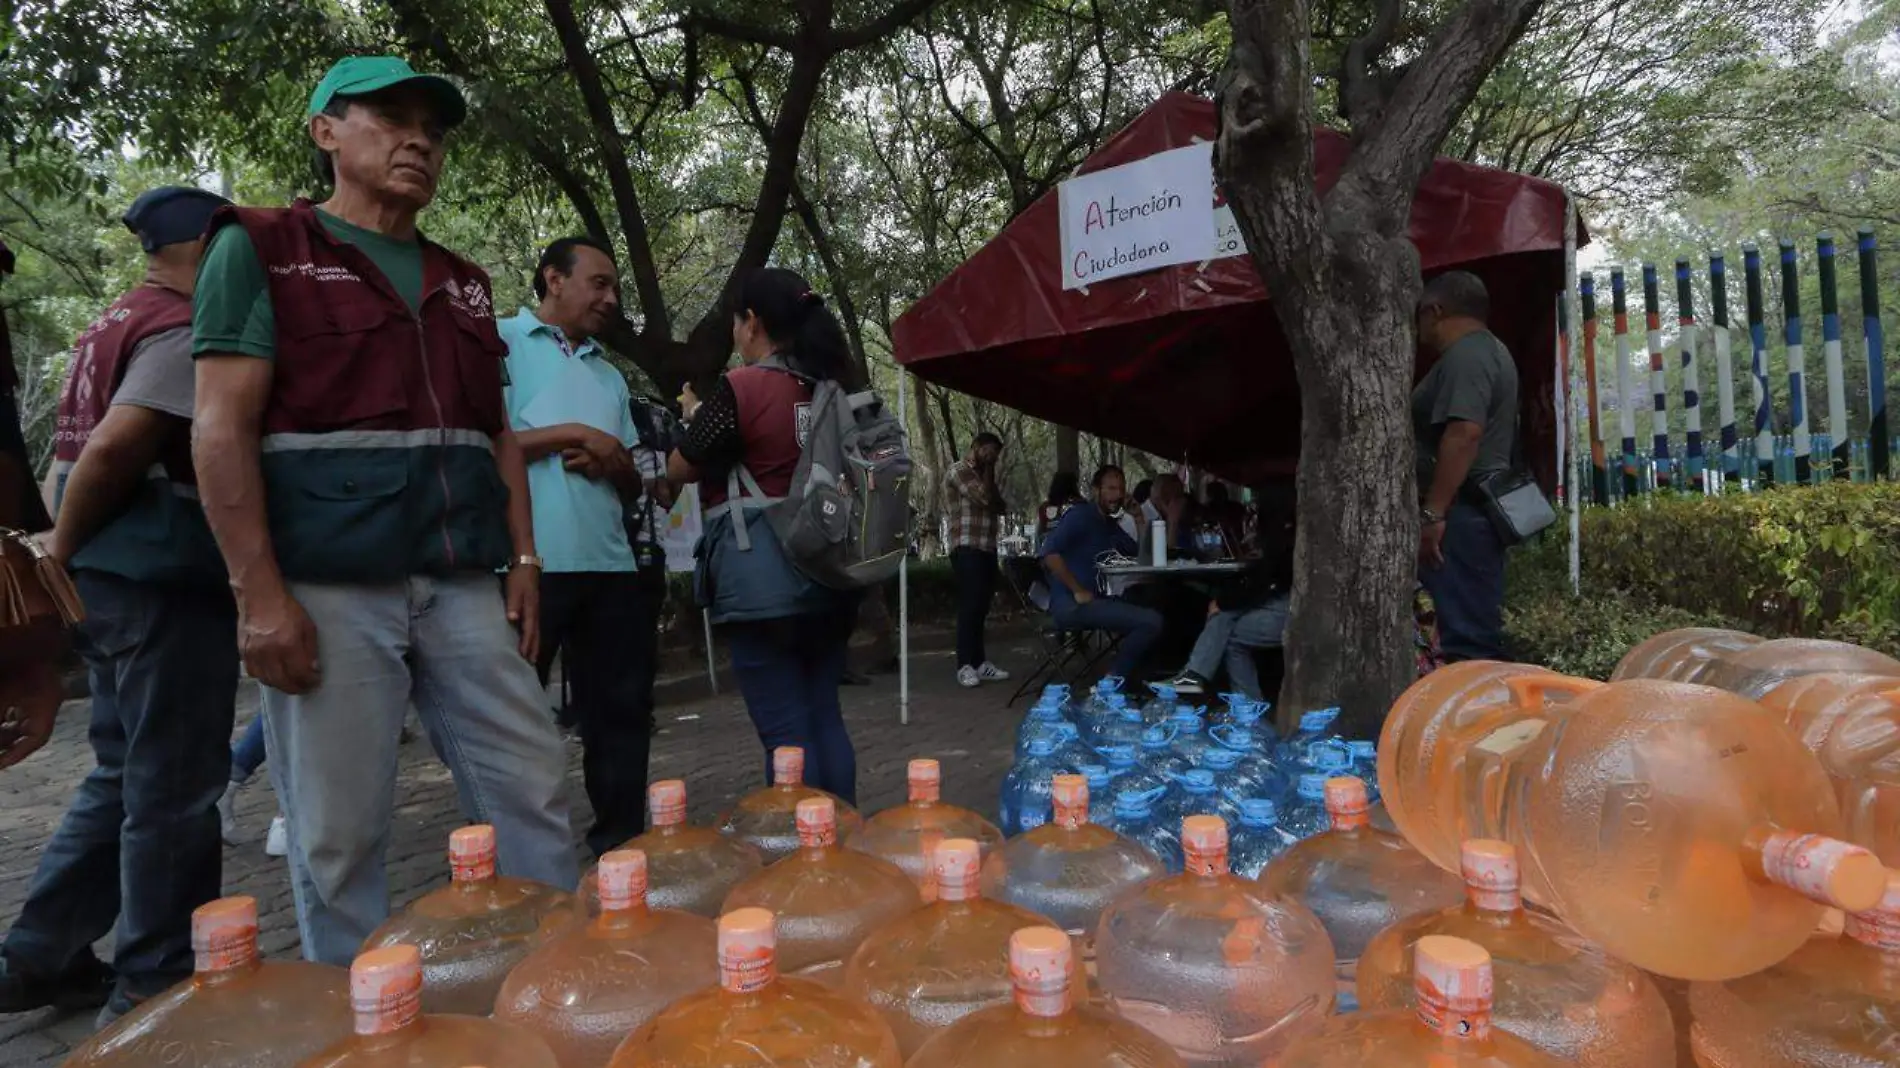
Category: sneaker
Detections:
[
  {"x1": 1162, "y1": 671, "x2": 1208, "y2": 696},
  {"x1": 0, "y1": 953, "x2": 114, "y2": 1014},
  {"x1": 217, "y1": 779, "x2": 243, "y2": 845},
  {"x1": 976, "y1": 662, "x2": 1011, "y2": 682},
  {"x1": 957, "y1": 666, "x2": 981, "y2": 689},
  {"x1": 265, "y1": 815, "x2": 289, "y2": 858}
]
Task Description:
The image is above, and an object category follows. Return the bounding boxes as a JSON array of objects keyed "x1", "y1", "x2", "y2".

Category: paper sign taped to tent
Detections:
[{"x1": 1059, "y1": 142, "x2": 1216, "y2": 289}]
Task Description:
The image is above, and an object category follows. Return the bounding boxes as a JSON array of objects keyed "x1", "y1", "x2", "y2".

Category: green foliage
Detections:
[{"x1": 1504, "y1": 585, "x2": 1748, "y2": 680}]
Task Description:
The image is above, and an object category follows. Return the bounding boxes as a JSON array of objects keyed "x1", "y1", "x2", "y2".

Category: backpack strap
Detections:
[{"x1": 705, "y1": 464, "x2": 784, "y2": 551}]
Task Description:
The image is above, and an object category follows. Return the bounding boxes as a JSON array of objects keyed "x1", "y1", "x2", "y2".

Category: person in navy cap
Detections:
[{"x1": 0, "y1": 185, "x2": 236, "y2": 1022}]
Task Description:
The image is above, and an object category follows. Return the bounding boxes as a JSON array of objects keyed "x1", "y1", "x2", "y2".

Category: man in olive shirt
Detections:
[
  {"x1": 191, "y1": 57, "x2": 576, "y2": 967},
  {"x1": 1412, "y1": 270, "x2": 1517, "y2": 661}
]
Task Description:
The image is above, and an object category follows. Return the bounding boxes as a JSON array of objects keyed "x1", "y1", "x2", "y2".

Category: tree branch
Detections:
[
  {"x1": 830, "y1": 0, "x2": 944, "y2": 51},
  {"x1": 1339, "y1": 0, "x2": 1406, "y2": 125}
]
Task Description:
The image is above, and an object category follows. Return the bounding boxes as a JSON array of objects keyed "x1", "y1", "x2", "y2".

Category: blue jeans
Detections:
[
  {"x1": 1420, "y1": 504, "x2": 1508, "y2": 662},
  {"x1": 725, "y1": 609, "x2": 857, "y2": 804},
  {"x1": 262, "y1": 575, "x2": 579, "y2": 966},
  {"x1": 3, "y1": 572, "x2": 237, "y2": 1005},
  {"x1": 1053, "y1": 596, "x2": 1164, "y2": 678},
  {"x1": 1184, "y1": 597, "x2": 1290, "y2": 699},
  {"x1": 231, "y1": 714, "x2": 267, "y2": 782}
]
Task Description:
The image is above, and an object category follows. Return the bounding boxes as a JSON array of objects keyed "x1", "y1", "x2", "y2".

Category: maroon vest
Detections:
[
  {"x1": 54, "y1": 284, "x2": 195, "y2": 482},
  {"x1": 211, "y1": 200, "x2": 507, "y2": 437},
  {"x1": 699, "y1": 362, "x2": 812, "y2": 508}
]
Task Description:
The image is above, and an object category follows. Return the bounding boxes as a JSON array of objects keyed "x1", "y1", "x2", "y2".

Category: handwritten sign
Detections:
[{"x1": 1058, "y1": 142, "x2": 1216, "y2": 289}]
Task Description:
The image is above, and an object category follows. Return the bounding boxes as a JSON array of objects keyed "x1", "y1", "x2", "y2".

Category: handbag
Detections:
[
  {"x1": 1472, "y1": 466, "x2": 1558, "y2": 545},
  {"x1": 1, "y1": 527, "x2": 84, "y2": 670}
]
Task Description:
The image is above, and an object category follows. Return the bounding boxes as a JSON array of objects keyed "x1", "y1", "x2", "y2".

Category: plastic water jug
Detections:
[
  {"x1": 1755, "y1": 672, "x2": 1900, "y2": 865},
  {"x1": 1611, "y1": 627, "x2": 1765, "y2": 685},
  {"x1": 1268, "y1": 936, "x2": 1565, "y2": 1068},
  {"x1": 1139, "y1": 725, "x2": 1191, "y2": 780},
  {"x1": 1356, "y1": 840, "x2": 1677, "y2": 1068},
  {"x1": 904, "y1": 927, "x2": 1186, "y2": 1068},
  {"x1": 360, "y1": 825, "x2": 577, "y2": 1015},
  {"x1": 606, "y1": 907, "x2": 901, "y2": 1067},
  {"x1": 979, "y1": 775, "x2": 1167, "y2": 956},
  {"x1": 1158, "y1": 768, "x2": 1232, "y2": 830},
  {"x1": 848, "y1": 759, "x2": 1003, "y2": 901},
  {"x1": 1258, "y1": 777, "x2": 1465, "y2": 1010},
  {"x1": 1095, "y1": 816, "x2": 1337, "y2": 1065},
  {"x1": 999, "y1": 736, "x2": 1063, "y2": 836},
  {"x1": 721, "y1": 796, "x2": 921, "y2": 986},
  {"x1": 578, "y1": 779, "x2": 762, "y2": 919},
  {"x1": 1105, "y1": 787, "x2": 1182, "y2": 872},
  {"x1": 1015, "y1": 699, "x2": 1068, "y2": 760},
  {"x1": 1228, "y1": 799, "x2": 1295, "y2": 879},
  {"x1": 495, "y1": 850, "x2": 718, "y2": 1068},
  {"x1": 718, "y1": 747, "x2": 865, "y2": 864},
  {"x1": 1279, "y1": 708, "x2": 1341, "y2": 763},
  {"x1": 842, "y1": 838, "x2": 1058, "y2": 1055},
  {"x1": 296, "y1": 944, "x2": 557, "y2": 1068},
  {"x1": 64, "y1": 896, "x2": 351, "y2": 1068},
  {"x1": 1280, "y1": 773, "x2": 1333, "y2": 839},
  {"x1": 1170, "y1": 711, "x2": 1215, "y2": 766},
  {"x1": 1377, "y1": 665, "x2": 1887, "y2": 979},
  {"x1": 1077, "y1": 764, "x2": 1116, "y2": 824},
  {"x1": 1142, "y1": 683, "x2": 1181, "y2": 725}
]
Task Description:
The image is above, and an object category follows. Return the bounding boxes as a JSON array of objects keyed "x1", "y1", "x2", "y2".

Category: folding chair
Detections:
[{"x1": 1001, "y1": 557, "x2": 1119, "y2": 706}]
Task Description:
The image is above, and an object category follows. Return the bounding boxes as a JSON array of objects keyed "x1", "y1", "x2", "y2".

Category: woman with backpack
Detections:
[{"x1": 667, "y1": 268, "x2": 864, "y2": 803}]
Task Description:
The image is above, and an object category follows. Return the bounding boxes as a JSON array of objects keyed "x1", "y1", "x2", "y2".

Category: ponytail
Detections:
[{"x1": 732, "y1": 267, "x2": 852, "y2": 383}]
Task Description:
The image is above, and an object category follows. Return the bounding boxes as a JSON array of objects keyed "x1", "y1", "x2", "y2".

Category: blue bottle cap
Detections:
[
  {"x1": 1140, "y1": 726, "x2": 1171, "y2": 749},
  {"x1": 1079, "y1": 764, "x2": 1110, "y2": 786},
  {"x1": 1238, "y1": 798, "x2": 1278, "y2": 826},
  {"x1": 1100, "y1": 745, "x2": 1137, "y2": 768},
  {"x1": 1297, "y1": 773, "x2": 1329, "y2": 800},
  {"x1": 1181, "y1": 769, "x2": 1215, "y2": 793},
  {"x1": 1347, "y1": 740, "x2": 1377, "y2": 760},
  {"x1": 1170, "y1": 710, "x2": 1203, "y2": 732},
  {"x1": 1148, "y1": 683, "x2": 1178, "y2": 700},
  {"x1": 1113, "y1": 790, "x2": 1156, "y2": 818},
  {"x1": 1308, "y1": 741, "x2": 1353, "y2": 771},
  {"x1": 1026, "y1": 735, "x2": 1059, "y2": 758},
  {"x1": 1300, "y1": 708, "x2": 1341, "y2": 731},
  {"x1": 1200, "y1": 748, "x2": 1240, "y2": 770}
]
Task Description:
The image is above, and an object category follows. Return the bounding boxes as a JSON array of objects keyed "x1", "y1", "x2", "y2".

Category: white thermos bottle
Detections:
[{"x1": 1150, "y1": 519, "x2": 1167, "y2": 566}]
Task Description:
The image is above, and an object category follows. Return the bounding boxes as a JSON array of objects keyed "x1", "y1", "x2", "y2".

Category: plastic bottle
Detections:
[
  {"x1": 1700, "y1": 637, "x2": 1900, "y2": 700},
  {"x1": 1071, "y1": 678, "x2": 1122, "y2": 742},
  {"x1": 1280, "y1": 773, "x2": 1333, "y2": 840},
  {"x1": 1158, "y1": 768, "x2": 1233, "y2": 831},
  {"x1": 1258, "y1": 777, "x2": 1465, "y2": 1011},
  {"x1": 360, "y1": 825, "x2": 578, "y2": 1016},
  {"x1": 1279, "y1": 708, "x2": 1341, "y2": 764},
  {"x1": 1755, "y1": 672, "x2": 1900, "y2": 865},
  {"x1": 1346, "y1": 741, "x2": 1379, "y2": 796},
  {"x1": 1688, "y1": 874, "x2": 1900, "y2": 1068},
  {"x1": 1269, "y1": 936, "x2": 1565, "y2": 1068},
  {"x1": 1356, "y1": 840, "x2": 1676, "y2": 1068},
  {"x1": 495, "y1": 850, "x2": 719, "y2": 1068},
  {"x1": 1089, "y1": 696, "x2": 1146, "y2": 753},
  {"x1": 1611, "y1": 627, "x2": 1765, "y2": 685},
  {"x1": 1142, "y1": 683, "x2": 1181, "y2": 725},
  {"x1": 1076, "y1": 764, "x2": 1117, "y2": 825},
  {"x1": 64, "y1": 896, "x2": 352, "y2": 1068},
  {"x1": 296, "y1": 944, "x2": 558, "y2": 1068},
  {"x1": 842, "y1": 838, "x2": 1058, "y2": 1055},
  {"x1": 1302, "y1": 738, "x2": 1353, "y2": 776},
  {"x1": 1105, "y1": 787, "x2": 1182, "y2": 872},
  {"x1": 1014, "y1": 699, "x2": 1068, "y2": 761},
  {"x1": 905, "y1": 927, "x2": 1186, "y2": 1068},
  {"x1": 1139, "y1": 725, "x2": 1190, "y2": 780},
  {"x1": 1094, "y1": 815, "x2": 1336, "y2": 1066},
  {"x1": 577, "y1": 779, "x2": 763, "y2": 919},
  {"x1": 1170, "y1": 710, "x2": 1215, "y2": 767},
  {"x1": 848, "y1": 759, "x2": 1004, "y2": 901},
  {"x1": 1227, "y1": 799, "x2": 1295, "y2": 879},
  {"x1": 999, "y1": 736, "x2": 1064, "y2": 836},
  {"x1": 1377, "y1": 666, "x2": 1887, "y2": 980},
  {"x1": 721, "y1": 796, "x2": 922, "y2": 986},
  {"x1": 717, "y1": 747, "x2": 866, "y2": 864},
  {"x1": 979, "y1": 775, "x2": 1167, "y2": 957},
  {"x1": 606, "y1": 907, "x2": 901, "y2": 1067}
]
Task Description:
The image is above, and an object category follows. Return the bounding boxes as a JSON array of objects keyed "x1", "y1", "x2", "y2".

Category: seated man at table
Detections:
[
  {"x1": 1040, "y1": 464, "x2": 1164, "y2": 680},
  {"x1": 1161, "y1": 491, "x2": 1297, "y2": 698}
]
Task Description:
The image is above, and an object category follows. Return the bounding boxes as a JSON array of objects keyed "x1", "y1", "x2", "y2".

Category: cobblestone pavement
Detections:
[{"x1": 0, "y1": 620, "x2": 1046, "y2": 1064}]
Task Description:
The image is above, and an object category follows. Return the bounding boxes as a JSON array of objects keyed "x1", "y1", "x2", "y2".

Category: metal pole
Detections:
[
  {"x1": 1710, "y1": 252, "x2": 1738, "y2": 489},
  {"x1": 897, "y1": 364, "x2": 911, "y2": 726},
  {"x1": 1861, "y1": 228, "x2": 1888, "y2": 480},
  {"x1": 702, "y1": 608, "x2": 718, "y2": 695},
  {"x1": 1819, "y1": 233, "x2": 1851, "y2": 480},
  {"x1": 1562, "y1": 196, "x2": 1581, "y2": 593},
  {"x1": 1779, "y1": 239, "x2": 1813, "y2": 484},
  {"x1": 1581, "y1": 274, "x2": 1607, "y2": 504},
  {"x1": 1744, "y1": 244, "x2": 1775, "y2": 483},
  {"x1": 1642, "y1": 264, "x2": 1672, "y2": 488},
  {"x1": 1613, "y1": 269, "x2": 1639, "y2": 497},
  {"x1": 1676, "y1": 260, "x2": 1705, "y2": 492}
]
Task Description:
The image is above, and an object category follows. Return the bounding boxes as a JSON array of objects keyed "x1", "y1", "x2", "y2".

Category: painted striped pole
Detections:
[
  {"x1": 1778, "y1": 240, "x2": 1812, "y2": 483},
  {"x1": 1612, "y1": 268, "x2": 1639, "y2": 496},
  {"x1": 1862, "y1": 229, "x2": 1888, "y2": 480},
  {"x1": 1710, "y1": 253, "x2": 1738, "y2": 487},
  {"x1": 1581, "y1": 273, "x2": 1608, "y2": 503},
  {"x1": 1818, "y1": 234, "x2": 1850, "y2": 479},
  {"x1": 1676, "y1": 260, "x2": 1705, "y2": 490},
  {"x1": 1744, "y1": 244, "x2": 1775, "y2": 483},
  {"x1": 1642, "y1": 264, "x2": 1671, "y2": 485}
]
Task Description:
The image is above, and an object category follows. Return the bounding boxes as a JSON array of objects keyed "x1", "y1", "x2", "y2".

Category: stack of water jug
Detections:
[{"x1": 61, "y1": 629, "x2": 1900, "y2": 1068}]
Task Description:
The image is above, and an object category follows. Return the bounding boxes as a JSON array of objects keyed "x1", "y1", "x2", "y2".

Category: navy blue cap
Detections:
[{"x1": 122, "y1": 186, "x2": 232, "y2": 253}]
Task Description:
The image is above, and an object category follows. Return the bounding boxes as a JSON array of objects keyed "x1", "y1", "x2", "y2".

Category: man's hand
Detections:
[
  {"x1": 645, "y1": 476, "x2": 675, "y2": 510},
  {"x1": 238, "y1": 588, "x2": 321, "y2": 694},
  {"x1": 505, "y1": 565, "x2": 540, "y2": 663},
  {"x1": 1419, "y1": 519, "x2": 1447, "y2": 569},
  {"x1": 562, "y1": 447, "x2": 603, "y2": 479},
  {"x1": 1207, "y1": 599, "x2": 1222, "y2": 618},
  {"x1": 0, "y1": 661, "x2": 64, "y2": 771},
  {"x1": 1073, "y1": 589, "x2": 1095, "y2": 606}
]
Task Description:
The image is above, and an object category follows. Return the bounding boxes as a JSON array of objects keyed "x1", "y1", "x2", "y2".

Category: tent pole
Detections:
[
  {"x1": 898, "y1": 363, "x2": 911, "y2": 726},
  {"x1": 703, "y1": 608, "x2": 718, "y2": 695},
  {"x1": 1563, "y1": 192, "x2": 1582, "y2": 595}
]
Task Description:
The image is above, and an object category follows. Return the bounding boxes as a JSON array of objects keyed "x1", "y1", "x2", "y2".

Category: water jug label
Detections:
[
  {"x1": 1010, "y1": 930, "x2": 1073, "y2": 1018},
  {"x1": 448, "y1": 825, "x2": 497, "y2": 883},
  {"x1": 353, "y1": 966, "x2": 422, "y2": 1034},
  {"x1": 795, "y1": 798, "x2": 837, "y2": 847},
  {"x1": 773, "y1": 747, "x2": 804, "y2": 784},
  {"x1": 910, "y1": 759, "x2": 943, "y2": 803},
  {"x1": 1473, "y1": 719, "x2": 1545, "y2": 756},
  {"x1": 1051, "y1": 775, "x2": 1089, "y2": 827},
  {"x1": 647, "y1": 780, "x2": 687, "y2": 826},
  {"x1": 1758, "y1": 831, "x2": 1883, "y2": 911}
]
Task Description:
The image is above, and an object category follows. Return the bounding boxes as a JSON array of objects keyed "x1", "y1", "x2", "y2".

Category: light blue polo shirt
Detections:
[{"x1": 500, "y1": 309, "x2": 638, "y2": 573}]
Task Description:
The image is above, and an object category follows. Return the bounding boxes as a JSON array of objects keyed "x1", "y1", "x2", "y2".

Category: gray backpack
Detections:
[{"x1": 728, "y1": 371, "x2": 912, "y2": 591}]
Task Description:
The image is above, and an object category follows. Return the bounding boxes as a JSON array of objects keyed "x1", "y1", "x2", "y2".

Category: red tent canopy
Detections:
[{"x1": 891, "y1": 92, "x2": 1586, "y2": 486}]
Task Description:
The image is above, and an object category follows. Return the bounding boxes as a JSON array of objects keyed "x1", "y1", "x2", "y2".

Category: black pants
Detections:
[
  {"x1": 1420, "y1": 504, "x2": 1508, "y2": 662},
  {"x1": 536, "y1": 571, "x2": 654, "y2": 857},
  {"x1": 725, "y1": 606, "x2": 857, "y2": 804},
  {"x1": 4, "y1": 572, "x2": 236, "y2": 1009},
  {"x1": 950, "y1": 547, "x2": 998, "y2": 670}
]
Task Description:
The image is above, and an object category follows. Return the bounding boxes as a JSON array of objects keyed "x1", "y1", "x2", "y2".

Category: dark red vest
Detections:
[
  {"x1": 699, "y1": 362, "x2": 812, "y2": 508},
  {"x1": 54, "y1": 284, "x2": 195, "y2": 482}
]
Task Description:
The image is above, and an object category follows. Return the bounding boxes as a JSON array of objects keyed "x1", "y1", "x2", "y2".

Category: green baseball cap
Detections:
[{"x1": 307, "y1": 56, "x2": 467, "y2": 127}]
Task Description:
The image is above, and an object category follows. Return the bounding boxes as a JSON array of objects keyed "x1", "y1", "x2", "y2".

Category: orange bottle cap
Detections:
[
  {"x1": 191, "y1": 896, "x2": 260, "y2": 973},
  {"x1": 1459, "y1": 839, "x2": 1521, "y2": 912},
  {"x1": 648, "y1": 780, "x2": 687, "y2": 827},
  {"x1": 1845, "y1": 874, "x2": 1900, "y2": 952},
  {"x1": 773, "y1": 747, "x2": 805, "y2": 785},
  {"x1": 1413, "y1": 935, "x2": 1493, "y2": 1041},
  {"x1": 1757, "y1": 830, "x2": 1886, "y2": 913},
  {"x1": 1181, "y1": 815, "x2": 1230, "y2": 877},
  {"x1": 1051, "y1": 775, "x2": 1088, "y2": 828},
  {"x1": 1323, "y1": 776, "x2": 1370, "y2": 830},
  {"x1": 795, "y1": 797, "x2": 837, "y2": 847},
  {"x1": 597, "y1": 850, "x2": 649, "y2": 914},
  {"x1": 909, "y1": 759, "x2": 942, "y2": 803},
  {"x1": 933, "y1": 838, "x2": 982, "y2": 902},
  {"x1": 1009, "y1": 926, "x2": 1073, "y2": 1018},
  {"x1": 350, "y1": 945, "x2": 424, "y2": 1035},
  {"x1": 718, "y1": 907, "x2": 778, "y2": 993},
  {"x1": 448, "y1": 825, "x2": 497, "y2": 883}
]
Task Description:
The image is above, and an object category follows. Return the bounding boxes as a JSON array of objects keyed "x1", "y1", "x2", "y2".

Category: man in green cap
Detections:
[{"x1": 191, "y1": 56, "x2": 578, "y2": 966}]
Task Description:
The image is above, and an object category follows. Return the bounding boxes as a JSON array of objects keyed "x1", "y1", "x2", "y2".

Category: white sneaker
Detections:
[
  {"x1": 217, "y1": 780, "x2": 242, "y2": 845},
  {"x1": 265, "y1": 815, "x2": 289, "y2": 858},
  {"x1": 977, "y1": 662, "x2": 1011, "y2": 682},
  {"x1": 957, "y1": 665, "x2": 981, "y2": 688}
]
